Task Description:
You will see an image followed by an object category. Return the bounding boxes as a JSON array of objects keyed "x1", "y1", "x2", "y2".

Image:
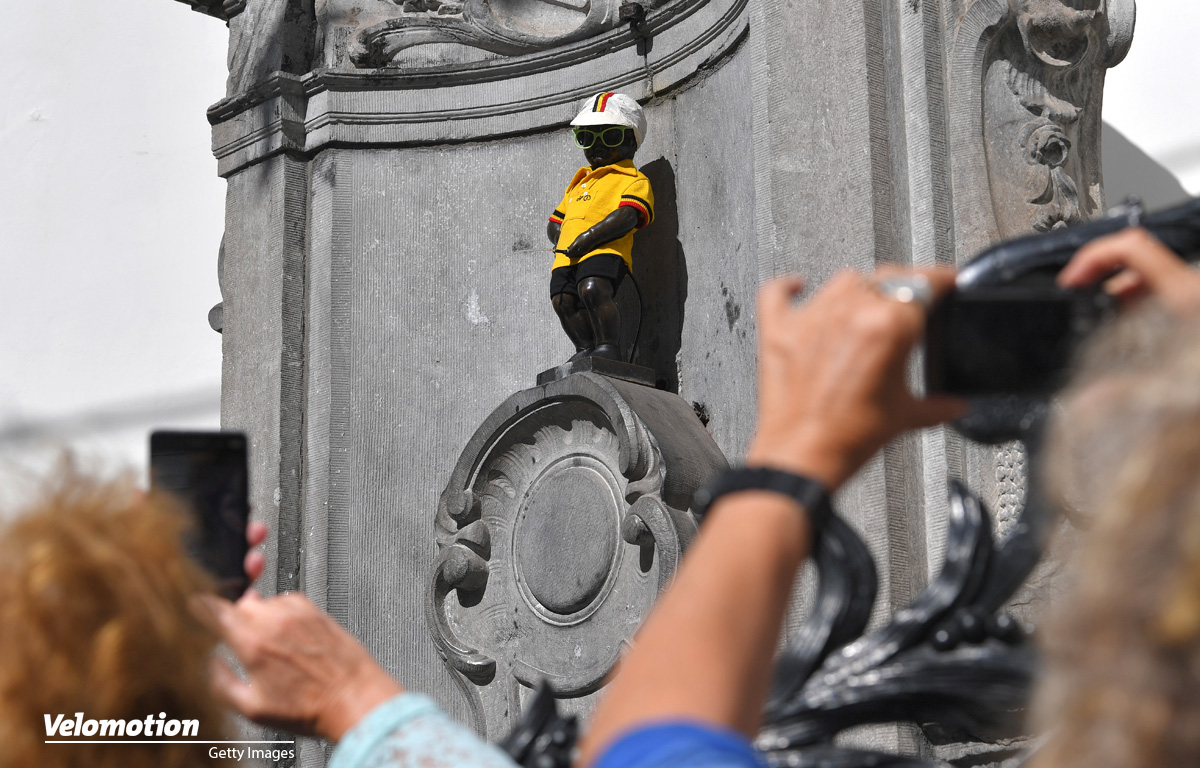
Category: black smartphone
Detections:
[
  {"x1": 149, "y1": 431, "x2": 250, "y2": 599},
  {"x1": 924, "y1": 287, "x2": 1115, "y2": 397}
]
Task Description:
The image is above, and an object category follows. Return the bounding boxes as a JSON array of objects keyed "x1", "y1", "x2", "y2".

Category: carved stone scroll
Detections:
[
  {"x1": 949, "y1": 0, "x2": 1135, "y2": 252},
  {"x1": 427, "y1": 372, "x2": 727, "y2": 737}
]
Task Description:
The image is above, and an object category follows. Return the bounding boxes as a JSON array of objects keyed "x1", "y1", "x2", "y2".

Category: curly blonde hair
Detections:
[
  {"x1": 0, "y1": 468, "x2": 232, "y2": 768},
  {"x1": 1033, "y1": 313, "x2": 1200, "y2": 768}
]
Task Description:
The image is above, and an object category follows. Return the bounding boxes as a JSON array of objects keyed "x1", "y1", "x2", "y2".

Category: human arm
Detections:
[
  {"x1": 201, "y1": 591, "x2": 404, "y2": 741},
  {"x1": 201, "y1": 591, "x2": 518, "y2": 767},
  {"x1": 229, "y1": 526, "x2": 382, "y2": 740},
  {"x1": 577, "y1": 270, "x2": 966, "y2": 765},
  {"x1": 1057, "y1": 227, "x2": 1200, "y2": 315}
]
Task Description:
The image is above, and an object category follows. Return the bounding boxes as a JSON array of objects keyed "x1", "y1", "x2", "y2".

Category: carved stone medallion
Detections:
[{"x1": 426, "y1": 372, "x2": 727, "y2": 737}]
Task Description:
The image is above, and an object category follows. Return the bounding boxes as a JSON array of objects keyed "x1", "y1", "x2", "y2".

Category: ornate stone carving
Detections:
[
  {"x1": 208, "y1": 0, "x2": 747, "y2": 174},
  {"x1": 949, "y1": 0, "x2": 1135, "y2": 249},
  {"x1": 427, "y1": 372, "x2": 727, "y2": 737},
  {"x1": 350, "y1": 0, "x2": 658, "y2": 66},
  {"x1": 224, "y1": 0, "x2": 313, "y2": 98}
]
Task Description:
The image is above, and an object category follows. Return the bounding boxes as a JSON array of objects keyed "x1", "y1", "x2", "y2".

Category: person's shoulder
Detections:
[{"x1": 592, "y1": 722, "x2": 762, "y2": 768}]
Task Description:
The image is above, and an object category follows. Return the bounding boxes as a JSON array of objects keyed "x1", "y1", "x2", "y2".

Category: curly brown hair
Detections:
[
  {"x1": 0, "y1": 468, "x2": 232, "y2": 768},
  {"x1": 1033, "y1": 314, "x2": 1200, "y2": 768}
]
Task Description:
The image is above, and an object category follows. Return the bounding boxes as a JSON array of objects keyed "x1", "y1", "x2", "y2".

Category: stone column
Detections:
[{"x1": 201, "y1": 0, "x2": 755, "y2": 759}]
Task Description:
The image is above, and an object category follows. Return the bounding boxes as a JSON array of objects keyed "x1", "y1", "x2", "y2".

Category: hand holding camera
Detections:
[
  {"x1": 747, "y1": 270, "x2": 965, "y2": 490},
  {"x1": 923, "y1": 197, "x2": 1200, "y2": 442},
  {"x1": 1058, "y1": 226, "x2": 1200, "y2": 316}
]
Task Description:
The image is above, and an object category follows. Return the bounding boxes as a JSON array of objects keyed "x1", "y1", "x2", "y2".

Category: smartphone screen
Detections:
[
  {"x1": 925, "y1": 288, "x2": 1113, "y2": 397},
  {"x1": 149, "y1": 431, "x2": 249, "y2": 599}
]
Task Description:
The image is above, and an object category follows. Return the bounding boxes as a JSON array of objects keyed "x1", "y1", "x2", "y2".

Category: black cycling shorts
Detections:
[{"x1": 550, "y1": 254, "x2": 628, "y2": 299}]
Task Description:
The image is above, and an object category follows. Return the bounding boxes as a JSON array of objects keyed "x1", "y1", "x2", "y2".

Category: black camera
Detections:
[
  {"x1": 924, "y1": 286, "x2": 1116, "y2": 398},
  {"x1": 924, "y1": 196, "x2": 1200, "y2": 443}
]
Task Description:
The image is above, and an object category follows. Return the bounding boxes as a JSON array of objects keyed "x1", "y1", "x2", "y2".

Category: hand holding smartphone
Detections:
[{"x1": 149, "y1": 431, "x2": 250, "y2": 600}]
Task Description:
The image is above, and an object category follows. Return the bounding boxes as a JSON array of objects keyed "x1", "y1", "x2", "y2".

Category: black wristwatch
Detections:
[{"x1": 691, "y1": 466, "x2": 832, "y2": 531}]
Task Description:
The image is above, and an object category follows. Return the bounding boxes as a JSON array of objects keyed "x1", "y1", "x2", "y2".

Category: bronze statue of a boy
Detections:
[{"x1": 547, "y1": 92, "x2": 654, "y2": 363}]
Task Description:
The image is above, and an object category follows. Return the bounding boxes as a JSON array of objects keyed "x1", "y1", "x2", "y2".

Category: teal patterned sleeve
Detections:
[{"x1": 329, "y1": 693, "x2": 518, "y2": 768}]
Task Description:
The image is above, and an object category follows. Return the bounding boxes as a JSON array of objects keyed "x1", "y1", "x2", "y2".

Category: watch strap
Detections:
[{"x1": 692, "y1": 467, "x2": 832, "y2": 530}]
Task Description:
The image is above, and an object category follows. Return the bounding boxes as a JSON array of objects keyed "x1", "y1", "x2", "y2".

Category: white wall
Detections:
[{"x1": 0, "y1": 1, "x2": 1196, "y2": 500}]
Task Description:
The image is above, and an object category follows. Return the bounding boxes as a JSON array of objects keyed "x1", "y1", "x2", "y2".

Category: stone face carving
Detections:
[
  {"x1": 984, "y1": 0, "x2": 1112, "y2": 236},
  {"x1": 428, "y1": 372, "x2": 727, "y2": 737},
  {"x1": 949, "y1": 0, "x2": 1135, "y2": 249}
]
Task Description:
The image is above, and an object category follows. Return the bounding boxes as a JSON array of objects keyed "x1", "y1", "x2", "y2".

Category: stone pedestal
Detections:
[
  {"x1": 535, "y1": 356, "x2": 656, "y2": 387},
  {"x1": 430, "y1": 372, "x2": 726, "y2": 737}
]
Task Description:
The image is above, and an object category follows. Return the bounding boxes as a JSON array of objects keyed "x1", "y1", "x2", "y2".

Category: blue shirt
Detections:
[{"x1": 592, "y1": 722, "x2": 765, "y2": 768}]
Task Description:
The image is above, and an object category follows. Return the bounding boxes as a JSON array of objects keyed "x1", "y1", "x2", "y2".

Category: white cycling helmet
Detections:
[{"x1": 571, "y1": 92, "x2": 647, "y2": 148}]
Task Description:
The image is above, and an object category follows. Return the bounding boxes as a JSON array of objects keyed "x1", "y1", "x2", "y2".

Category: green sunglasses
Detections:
[{"x1": 573, "y1": 126, "x2": 630, "y2": 149}]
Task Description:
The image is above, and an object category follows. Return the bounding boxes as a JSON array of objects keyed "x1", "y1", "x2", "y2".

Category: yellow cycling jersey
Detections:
[{"x1": 549, "y1": 159, "x2": 654, "y2": 271}]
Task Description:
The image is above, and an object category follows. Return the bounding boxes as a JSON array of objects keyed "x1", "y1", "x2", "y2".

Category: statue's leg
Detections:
[
  {"x1": 578, "y1": 275, "x2": 621, "y2": 361},
  {"x1": 552, "y1": 292, "x2": 596, "y2": 360}
]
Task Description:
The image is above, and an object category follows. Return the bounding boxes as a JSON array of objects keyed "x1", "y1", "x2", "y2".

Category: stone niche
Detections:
[{"x1": 194, "y1": 0, "x2": 1133, "y2": 763}]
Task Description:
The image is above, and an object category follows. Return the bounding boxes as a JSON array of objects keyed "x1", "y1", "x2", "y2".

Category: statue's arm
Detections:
[
  {"x1": 547, "y1": 219, "x2": 562, "y2": 245},
  {"x1": 564, "y1": 207, "x2": 639, "y2": 260}
]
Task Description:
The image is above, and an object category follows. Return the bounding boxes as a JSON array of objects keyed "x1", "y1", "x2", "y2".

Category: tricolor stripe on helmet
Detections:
[{"x1": 593, "y1": 92, "x2": 615, "y2": 112}]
